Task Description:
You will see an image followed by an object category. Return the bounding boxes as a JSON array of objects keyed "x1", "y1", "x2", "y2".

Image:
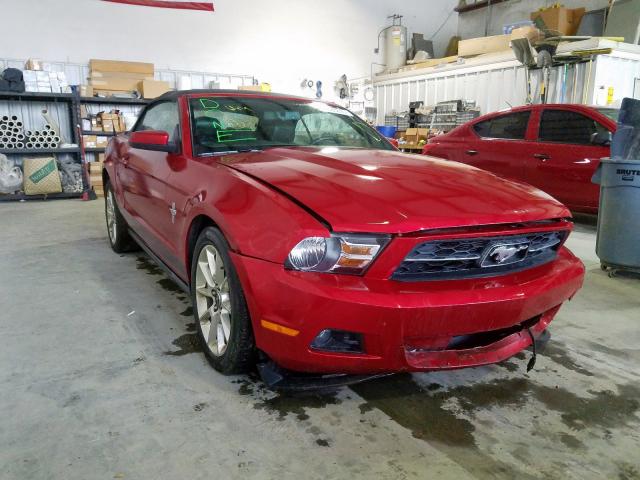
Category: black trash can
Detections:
[{"x1": 591, "y1": 158, "x2": 640, "y2": 273}]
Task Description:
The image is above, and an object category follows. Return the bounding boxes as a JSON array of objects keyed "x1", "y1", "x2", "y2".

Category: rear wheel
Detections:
[
  {"x1": 104, "y1": 181, "x2": 137, "y2": 253},
  {"x1": 191, "y1": 227, "x2": 255, "y2": 374}
]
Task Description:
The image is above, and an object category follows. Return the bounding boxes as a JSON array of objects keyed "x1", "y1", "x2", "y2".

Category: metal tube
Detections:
[
  {"x1": 26, "y1": 142, "x2": 34, "y2": 149},
  {"x1": 16, "y1": 142, "x2": 24, "y2": 149}
]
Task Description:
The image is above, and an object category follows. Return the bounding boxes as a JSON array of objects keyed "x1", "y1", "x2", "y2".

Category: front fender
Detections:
[{"x1": 181, "y1": 165, "x2": 328, "y2": 266}]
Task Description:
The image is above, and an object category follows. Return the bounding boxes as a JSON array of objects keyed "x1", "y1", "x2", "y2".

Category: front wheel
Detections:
[
  {"x1": 190, "y1": 227, "x2": 255, "y2": 374},
  {"x1": 104, "y1": 181, "x2": 137, "y2": 253}
]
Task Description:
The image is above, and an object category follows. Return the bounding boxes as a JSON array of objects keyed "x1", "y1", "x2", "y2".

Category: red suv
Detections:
[
  {"x1": 422, "y1": 104, "x2": 618, "y2": 214},
  {"x1": 103, "y1": 91, "x2": 584, "y2": 383}
]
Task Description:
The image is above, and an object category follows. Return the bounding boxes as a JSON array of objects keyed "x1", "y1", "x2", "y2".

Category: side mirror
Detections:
[
  {"x1": 591, "y1": 130, "x2": 611, "y2": 146},
  {"x1": 130, "y1": 130, "x2": 179, "y2": 153}
]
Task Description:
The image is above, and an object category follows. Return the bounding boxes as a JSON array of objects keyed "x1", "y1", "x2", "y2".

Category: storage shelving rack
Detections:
[
  {"x1": 78, "y1": 96, "x2": 149, "y2": 155},
  {"x1": 0, "y1": 91, "x2": 85, "y2": 201}
]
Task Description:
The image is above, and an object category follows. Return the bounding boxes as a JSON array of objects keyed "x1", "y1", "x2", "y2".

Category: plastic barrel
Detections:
[
  {"x1": 376, "y1": 125, "x2": 397, "y2": 138},
  {"x1": 591, "y1": 158, "x2": 640, "y2": 271}
]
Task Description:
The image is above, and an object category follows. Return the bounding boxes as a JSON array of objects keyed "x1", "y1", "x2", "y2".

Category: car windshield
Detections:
[
  {"x1": 189, "y1": 96, "x2": 393, "y2": 155},
  {"x1": 595, "y1": 107, "x2": 619, "y2": 122}
]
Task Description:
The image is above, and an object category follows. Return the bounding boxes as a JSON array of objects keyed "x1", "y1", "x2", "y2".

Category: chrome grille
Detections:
[{"x1": 393, "y1": 230, "x2": 567, "y2": 281}]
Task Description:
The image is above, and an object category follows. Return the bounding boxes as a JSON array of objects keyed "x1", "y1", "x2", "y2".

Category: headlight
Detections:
[{"x1": 285, "y1": 234, "x2": 390, "y2": 274}]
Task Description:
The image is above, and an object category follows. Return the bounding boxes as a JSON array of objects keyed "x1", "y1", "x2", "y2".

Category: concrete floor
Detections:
[{"x1": 1, "y1": 200, "x2": 639, "y2": 480}]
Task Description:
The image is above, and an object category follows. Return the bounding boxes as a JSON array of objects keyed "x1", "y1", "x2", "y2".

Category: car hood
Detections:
[{"x1": 222, "y1": 147, "x2": 570, "y2": 234}]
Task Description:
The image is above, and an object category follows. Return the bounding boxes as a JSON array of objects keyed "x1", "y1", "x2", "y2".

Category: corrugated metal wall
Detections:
[{"x1": 373, "y1": 54, "x2": 639, "y2": 124}]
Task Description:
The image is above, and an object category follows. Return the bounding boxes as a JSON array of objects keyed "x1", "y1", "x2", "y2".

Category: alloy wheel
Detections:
[{"x1": 195, "y1": 245, "x2": 232, "y2": 356}]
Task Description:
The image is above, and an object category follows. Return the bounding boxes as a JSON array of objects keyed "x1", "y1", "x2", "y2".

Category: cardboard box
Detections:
[
  {"x1": 25, "y1": 59, "x2": 43, "y2": 71},
  {"x1": 96, "y1": 136, "x2": 109, "y2": 148},
  {"x1": 139, "y1": 79, "x2": 171, "y2": 98},
  {"x1": 114, "y1": 116, "x2": 126, "y2": 133},
  {"x1": 458, "y1": 34, "x2": 511, "y2": 56},
  {"x1": 90, "y1": 76, "x2": 144, "y2": 92},
  {"x1": 531, "y1": 7, "x2": 585, "y2": 36},
  {"x1": 25, "y1": 82, "x2": 38, "y2": 92},
  {"x1": 98, "y1": 153, "x2": 105, "y2": 163},
  {"x1": 81, "y1": 119, "x2": 92, "y2": 131},
  {"x1": 83, "y1": 135, "x2": 97, "y2": 148},
  {"x1": 80, "y1": 85, "x2": 94, "y2": 97},
  {"x1": 238, "y1": 83, "x2": 272, "y2": 92},
  {"x1": 458, "y1": 26, "x2": 542, "y2": 57},
  {"x1": 102, "y1": 119, "x2": 114, "y2": 133},
  {"x1": 90, "y1": 59, "x2": 154, "y2": 76},
  {"x1": 89, "y1": 162, "x2": 103, "y2": 174},
  {"x1": 401, "y1": 55, "x2": 459, "y2": 71},
  {"x1": 98, "y1": 112, "x2": 119, "y2": 120},
  {"x1": 404, "y1": 128, "x2": 429, "y2": 145}
]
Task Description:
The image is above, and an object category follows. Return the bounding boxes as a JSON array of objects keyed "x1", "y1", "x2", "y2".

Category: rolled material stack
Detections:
[
  {"x1": 24, "y1": 125, "x2": 61, "y2": 149},
  {"x1": 0, "y1": 115, "x2": 27, "y2": 149},
  {"x1": 0, "y1": 116, "x2": 61, "y2": 150}
]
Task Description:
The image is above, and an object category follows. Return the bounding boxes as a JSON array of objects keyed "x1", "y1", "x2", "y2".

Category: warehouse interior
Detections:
[{"x1": 1, "y1": 1, "x2": 639, "y2": 479}]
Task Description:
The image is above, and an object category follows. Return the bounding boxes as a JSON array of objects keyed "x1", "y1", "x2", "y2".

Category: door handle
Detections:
[
  {"x1": 533, "y1": 153, "x2": 550, "y2": 160},
  {"x1": 465, "y1": 150, "x2": 478, "y2": 156}
]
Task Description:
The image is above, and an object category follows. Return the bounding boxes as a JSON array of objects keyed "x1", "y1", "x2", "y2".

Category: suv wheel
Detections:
[{"x1": 191, "y1": 227, "x2": 255, "y2": 374}]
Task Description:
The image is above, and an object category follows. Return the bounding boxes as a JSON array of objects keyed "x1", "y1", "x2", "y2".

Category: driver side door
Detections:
[{"x1": 118, "y1": 101, "x2": 181, "y2": 260}]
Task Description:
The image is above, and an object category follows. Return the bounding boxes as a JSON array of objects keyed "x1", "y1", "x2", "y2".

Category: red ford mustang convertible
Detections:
[{"x1": 103, "y1": 90, "x2": 584, "y2": 386}]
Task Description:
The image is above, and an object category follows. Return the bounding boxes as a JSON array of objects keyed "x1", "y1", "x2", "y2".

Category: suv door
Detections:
[
  {"x1": 463, "y1": 110, "x2": 533, "y2": 182},
  {"x1": 118, "y1": 101, "x2": 181, "y2": 260},
  {"x1": 525, "y1": 108, "x2": 609, "y2": 212}
]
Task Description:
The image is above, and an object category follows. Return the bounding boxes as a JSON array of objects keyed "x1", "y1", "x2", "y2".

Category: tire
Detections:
[
  {"x1": 190, "y1": 227, "x2": 255, "y2": 374},
  {"x1": 104, "y1": 180, "x2": 137, "y2": 253}
]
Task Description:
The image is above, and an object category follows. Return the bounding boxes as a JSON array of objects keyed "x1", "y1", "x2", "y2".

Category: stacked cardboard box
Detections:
[
  {"x1": 81, "y1": 106, "x2": 127, "y2": 135},
  {"x1": 89, "y1": 156, "x2": 105, "y2": 197},
  {"x1": 82, "y1": 135, "x2": 110, "y2": 148},
  {"x1": 23, "y1": 70, "x2": 70, "y2": 93},
  {"x1": 402, "y1": 128, "x2": 429, "y2": 149},
  {"x1": 89, "y1": 59, "x2": 155, "y2": 96}
]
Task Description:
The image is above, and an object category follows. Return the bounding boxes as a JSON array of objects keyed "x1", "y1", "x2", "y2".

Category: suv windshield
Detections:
[{"x1": 189, "y1": 96, "x2": 393, "y2": 155}]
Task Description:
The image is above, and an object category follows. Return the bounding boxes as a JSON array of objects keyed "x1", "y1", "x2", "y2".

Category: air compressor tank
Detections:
[{"x1": 385, "y1": 22, "x2": 407, "y2": 71}]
